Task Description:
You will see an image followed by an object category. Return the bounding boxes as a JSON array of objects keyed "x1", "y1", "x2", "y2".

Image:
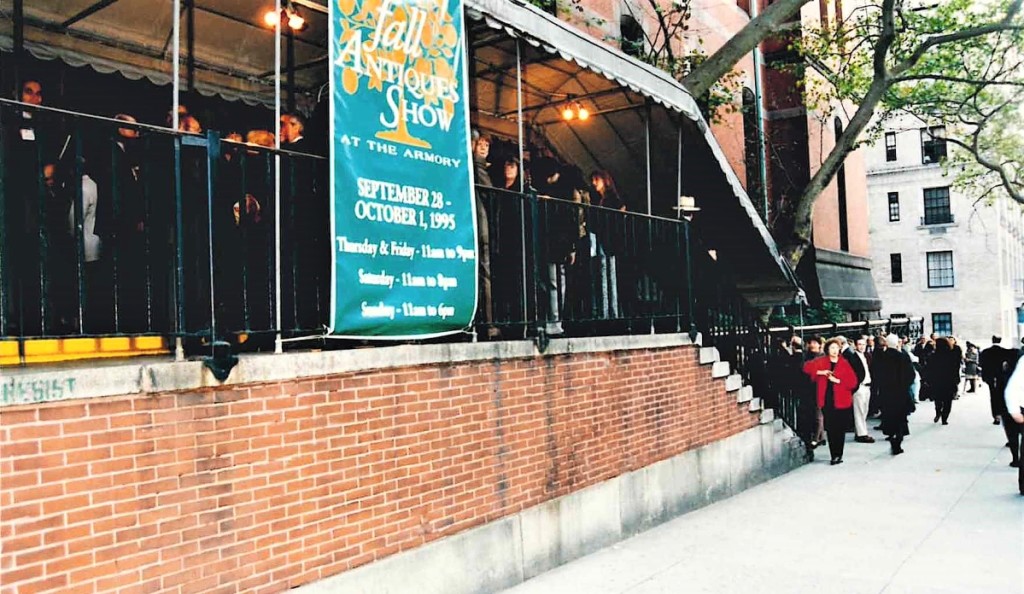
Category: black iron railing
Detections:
[
  {"x1": 1, "y1": 99, "x2": 769, "y2": 366},
  {"x1": 0, "y1": 99, "x2": 329, "y2": 349}
]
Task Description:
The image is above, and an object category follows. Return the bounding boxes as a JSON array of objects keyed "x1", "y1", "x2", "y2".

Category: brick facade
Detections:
[{"x1": 0, "y1": 345, "x2": 759, "y2": 594}]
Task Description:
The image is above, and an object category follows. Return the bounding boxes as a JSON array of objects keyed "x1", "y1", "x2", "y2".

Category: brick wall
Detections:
[{"x1": 0, "y1": 345, "x2": 758, "y2": 594}]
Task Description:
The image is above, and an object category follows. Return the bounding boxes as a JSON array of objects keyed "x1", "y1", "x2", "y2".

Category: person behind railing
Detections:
[
  {"x1": 238, "y1": 130, "x2": 275, "y2": 335},
  {"x1": 803, "y1": 337, "x2": 858, "y2": 465},
  {"x1": 62, "y1": 155, "x2": 106, "y2": 332},
  {"x1": 589, "y1": 170, "x2": 625, "y2": 319},
  {"x1": 485, "y1": 155, "x2": 524, "y2": 328},
  {"x1": 499, "y1": 155, "x2": 521, "y2": 192},
  {"x1": 874, "y1": 333, "x2": 916, "y2": 455},
  {"x1": 279, "y1": 113, "x2": 325, "y2": 332},
  {"x1": 531, "y1": 157, "x2": 577, "y2": 336},
  {"x1": 2, "y1": 78, "x2": 63, "y2": 336},
  {"x1": 471, "y1": 129, "x2": 497, "y2": 338},
  {"x1": 89, "y1": 113, "x2": 148, "y2": 333}
]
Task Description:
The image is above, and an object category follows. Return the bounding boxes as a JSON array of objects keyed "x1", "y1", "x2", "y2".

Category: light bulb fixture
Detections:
[
  {"x1": 287, "y1": 11, "x2": 306, "y2": 30},
  {"x1": 560, "y1": 99, "x2": 590, "y2": 123},
  {"x1": 263, "y1": 3, "x2": 307, "y2": 31}
]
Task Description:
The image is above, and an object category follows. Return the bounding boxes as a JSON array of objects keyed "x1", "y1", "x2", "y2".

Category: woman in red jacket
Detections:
[{"x1": 803, "y1": 338, "x2": 859, "y2": 465}]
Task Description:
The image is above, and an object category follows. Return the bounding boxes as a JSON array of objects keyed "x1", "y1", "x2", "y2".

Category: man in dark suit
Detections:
[
  {"x1": 1003, "y1": 363, "x2": 1024, "y2": 491},
  {"x1": 278, "y1": 112, "x2": 324, "y2": 332},
  {"x1": 980, "y1": 336, "x2": 1017, "y2": 426}
]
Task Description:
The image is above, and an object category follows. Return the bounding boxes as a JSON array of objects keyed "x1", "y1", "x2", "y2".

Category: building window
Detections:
[
  {"x1": 890, "y1": 253, "x2": 902, "y2": 283},
  {"x1": 921, "y1": 126, "x2": 946, "y2": 164},
  {"x1": 620, "y1": 15, "x2": 644, "y2": 58},
  {"x1": 885, "y1": 132, "x2": 897, "y2": 162},
  {"x1": 922, "y1": 187, "x2": 952, "y2": 225},
  {"x1": 888, "y1": 192, "x2": 900, "y2": 222},
  {"x1": 926, "y1": 251, "x2": 954, "y2": 288},
  {"x1": 932, "y1": 312, "x2": 952, "y2": 336}
]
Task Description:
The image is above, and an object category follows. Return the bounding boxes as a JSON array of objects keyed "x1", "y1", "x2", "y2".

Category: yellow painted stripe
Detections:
[{"x1": 0, "y1": 337, "x2": 170, "y2": 366}]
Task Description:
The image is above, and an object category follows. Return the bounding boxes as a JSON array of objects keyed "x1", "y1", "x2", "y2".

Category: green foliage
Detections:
[
  {"x1": 794, "y1": 0, "x2": 1024, "y2": 204},
  {"x1": 769, "y1": 301, "x2": 847, "y2": 327}
]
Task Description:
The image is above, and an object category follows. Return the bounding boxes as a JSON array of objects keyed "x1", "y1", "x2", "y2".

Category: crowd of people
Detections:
[
  {"x1": 765, "y1": 331, "x2": 1023, "y2": 485},
  {"x1": 471, "y1": 130, "x2": 651, "y2": 337},
  {"x1": 2, "y1": 78, "x2": 324, "y2": 340}
]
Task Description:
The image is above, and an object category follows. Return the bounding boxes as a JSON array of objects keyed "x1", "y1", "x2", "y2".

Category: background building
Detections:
[{"x1": 866, "y1": 116, "x2": 1024, "y2": 343}]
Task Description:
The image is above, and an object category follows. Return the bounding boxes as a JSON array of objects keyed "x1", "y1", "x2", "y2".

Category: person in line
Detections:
[
  {"x1": 874, "y1": 333, "x2": 916, "y2": 455},
  {"x1": 1002, "y1": 361, "x2": 1024, "y2": 492},
  {"x1": 589, "y1": 170, "x2": 626, "y2": 319},
  {"x1": 868, "y1": 333, "x2": 888, "y2": 419},
  {"x1": 850, "y1": 336, "x2": 875, "y2": 443},
  {"x1": 926, "y1": 337, "x2": 960, "y2": 425},
  {"x1": 471, "y1": 130, "x2": 496, "y2": 337},
  {"x1": 531, "y1": 157, "x2": 577, "y2": 336},
  {"x1": 90, "y1": 113, "x2": 147, "y2": 333},
  {"x1": 803, "y1": 335, "x2": 826, "y2": 447},
  {"x1": 964, "y1": 342, "x2": 980, "y2": 393},
  {"x1": 803, "y1": 338, "x2": 858, "y2": 465},
  {"x1": 4, "y1": 78, "x2": 59, "y2": 336},
  {"x1": 788, "y1": 336, "x2": 817, "y2": 459},
  {"x1": 949, "y1": 336, "x2": 964, "y2": 399},
  {"x1": 980, "y1": 336, "x2": 1017, "y2": 426}
]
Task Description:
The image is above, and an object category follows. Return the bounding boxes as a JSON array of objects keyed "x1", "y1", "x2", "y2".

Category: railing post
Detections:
[
  {"x1": 204, "y1": 130, "x2": 220, "y2": 345},
  {"x1": 527, "y1": 190, "x2": 544, "y2": 346},
  {"x1": 683, "y1": 218, "x2": 696, "y2": 342},
  {"x1": 173, "y1": 134, "x2": 186, "y2": 361},
  {"x1": 72, "y1": 125, "x2": 87, "y2": 335},
  {"x1": 0, "y1": 113, "x2": 7, "y2": 336}
]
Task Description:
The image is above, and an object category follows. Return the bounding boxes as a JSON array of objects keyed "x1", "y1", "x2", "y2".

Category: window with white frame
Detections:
[{"x1": 926, "y1": 251, "x2": 954, "y2": 288}]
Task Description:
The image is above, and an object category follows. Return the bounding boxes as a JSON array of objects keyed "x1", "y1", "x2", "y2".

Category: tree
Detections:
[{"x1": 783, "y1": 0, "x2": 1024, "y2": 268}]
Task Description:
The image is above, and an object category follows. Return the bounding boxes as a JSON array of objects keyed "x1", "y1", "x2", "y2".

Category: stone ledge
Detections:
[
  {"x1": 698, "y1": 347, "x2": 719, "y2": 365},
  {"x1": 0, "y1": 333, "x2": 695, "y2": 407},
  {"x1": 293, "y1": 423, "x2": 806, "y2": 594}
]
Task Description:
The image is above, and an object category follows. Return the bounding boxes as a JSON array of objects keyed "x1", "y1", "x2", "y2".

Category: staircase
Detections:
[{"x1": 694, "y1": 333, "x2": 803, "y2": 448}]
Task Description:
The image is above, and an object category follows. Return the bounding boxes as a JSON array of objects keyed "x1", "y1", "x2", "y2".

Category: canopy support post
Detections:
[
  {"x1": 273, "y1": 0, "x2": 284, "y2": 354},
  {"x1": 172, "y1": 0, "x2": 181, "y2": 131},
  {"x1": 287, "y1": 32, "x2": 296, "y2": 113},
  {"x1": 13, "y1": 0, "x2": 23, "y2": 95},
  {"x1": 186, "y1": 0, "x2": 195, "y2": 93},
  {"x1": 645, "y1": 102, "x2": 652, "y2": 215}
]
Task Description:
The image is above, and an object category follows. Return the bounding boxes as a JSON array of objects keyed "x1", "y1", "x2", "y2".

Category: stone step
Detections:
[
  {"x1": 735, "y1": 385, "x2": 753, "y2": 403},
  {"x1": 760, "y1": 409, "x2": 775, "y2": 424},
  {"x1": 748, "y1": 397, "x2": 762, "y2": 412},
  {"x1": 699, "y1": 347, "x2": 720, "y2": 365},
  {"x1": 724, "y1": 374, "x2": 743, "y2": 392},
  {"x1": 711, "y1": 361, "x2": 730, "y2": 379}
]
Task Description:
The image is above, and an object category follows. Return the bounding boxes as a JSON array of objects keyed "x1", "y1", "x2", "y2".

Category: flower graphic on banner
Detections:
[{"x1": 334, "y1": 0, "x2": 462, "y2": 149}]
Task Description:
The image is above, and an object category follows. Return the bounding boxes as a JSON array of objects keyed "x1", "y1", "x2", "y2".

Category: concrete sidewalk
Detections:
[{"x1": 502, "y1": 386, "x2": 1024, "y2": 594}]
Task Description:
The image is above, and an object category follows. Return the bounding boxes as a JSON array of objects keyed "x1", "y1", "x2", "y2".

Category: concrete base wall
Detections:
[{"x1": 298, "y1": 423, "x2": 805, "y2": 594}]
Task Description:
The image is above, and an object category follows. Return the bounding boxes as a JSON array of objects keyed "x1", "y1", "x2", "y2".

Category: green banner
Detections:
[{"x1": 328, "y1": 0, "x2": 476, "y2": 338}]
